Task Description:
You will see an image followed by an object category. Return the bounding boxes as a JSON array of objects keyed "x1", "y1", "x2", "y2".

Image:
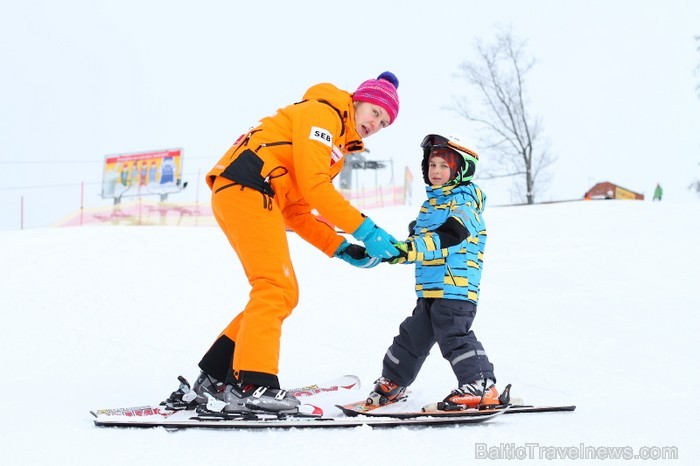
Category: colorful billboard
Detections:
[{"x1": 101, "y1": 148, "x2": 183, "y2": 199}]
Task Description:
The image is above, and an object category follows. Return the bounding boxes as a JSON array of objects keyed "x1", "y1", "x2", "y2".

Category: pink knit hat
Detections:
[{"x1": 353, "y1": 71, "x2": 400, "y2": 124}]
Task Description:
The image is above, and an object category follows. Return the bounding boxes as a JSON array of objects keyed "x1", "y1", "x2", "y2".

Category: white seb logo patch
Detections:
[{"x1": 309, "y1": 127, "x2": 333, "y2": 147}]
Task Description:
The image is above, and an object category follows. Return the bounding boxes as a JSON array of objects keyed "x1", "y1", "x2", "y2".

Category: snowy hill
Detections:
[{"x1": 1, "y1": 200, "x2": 697, "y2": 465}]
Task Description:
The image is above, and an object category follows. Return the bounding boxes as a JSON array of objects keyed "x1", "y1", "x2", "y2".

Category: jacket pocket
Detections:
[{"x1": 219, "y1": 149, "x2": 275, "y2": 197}]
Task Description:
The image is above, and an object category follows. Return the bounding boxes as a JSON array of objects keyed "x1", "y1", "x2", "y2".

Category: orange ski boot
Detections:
[
  {"x1": 366, "y1": 377, "x2": 407, "y2": 406},
  {"x1": 443, "y1": 379, "x2": 501, "y2": 409}
]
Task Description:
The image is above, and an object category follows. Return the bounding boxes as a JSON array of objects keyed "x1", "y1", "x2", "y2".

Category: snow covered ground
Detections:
[{"x1": 1, "y1": 199, "x2": 697, "y2": 465}]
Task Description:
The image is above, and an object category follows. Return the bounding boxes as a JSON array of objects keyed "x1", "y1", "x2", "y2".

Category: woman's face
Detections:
[
  {"x1": 353, "y1": 101, "x2": 390, "y2": 138},
  {"x1": 428, "y1": 155, "x2": 453, "y2": 186}
]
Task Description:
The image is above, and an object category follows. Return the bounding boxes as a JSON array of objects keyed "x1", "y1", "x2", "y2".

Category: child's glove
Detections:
[
  {"x1": 334, "y1": 240, "x2": 381, "y2": 269},
  {"x1": 352, "y1": 217, "x2": 399, "y2": 259},
  {"x1": 386, "y1": 241, "x2": 415, "y2": 264}
]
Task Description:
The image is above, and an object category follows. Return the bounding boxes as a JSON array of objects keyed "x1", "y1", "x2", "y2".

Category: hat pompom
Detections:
[{"x1": 377, "y1": 71, "x2": 399, "y2": 89}]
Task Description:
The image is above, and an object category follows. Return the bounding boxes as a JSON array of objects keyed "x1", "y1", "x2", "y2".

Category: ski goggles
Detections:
[
  {"x1": 420, "y1": 134, "x2": 479, "y2": 160},
  {"x1": 420, "y1": 134, "x2": 450, "y2": 151}
]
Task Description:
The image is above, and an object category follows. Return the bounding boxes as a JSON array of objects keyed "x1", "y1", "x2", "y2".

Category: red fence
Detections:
[{"x1": 53, "y1": 184, "x2": 408, "y2": 228}]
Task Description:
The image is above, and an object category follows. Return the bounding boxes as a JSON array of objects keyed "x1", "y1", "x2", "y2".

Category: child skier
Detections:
[{"x1": 368, "y1": 133, "x2": 500, "y2": 409}]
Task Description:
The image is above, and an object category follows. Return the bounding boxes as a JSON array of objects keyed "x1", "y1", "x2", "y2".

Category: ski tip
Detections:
[
  {"x1": 499, "y1": 383, "x2": 512, "y2": 405},
  {"x1": 335, "y1": 404, "x2": 361, "y2": 417},
  {"x1": 504, "y1": 404, "x2": 577, "y2": 414},
  {"x1": 421, "y1": 402, "x2": 439, "y2": 412},
  {"x1": 342, "y1": 375, "x2": 361, "y2": 389},
  {"x1": 300, "y1": 404, "x2": 324, "y2": 416}
]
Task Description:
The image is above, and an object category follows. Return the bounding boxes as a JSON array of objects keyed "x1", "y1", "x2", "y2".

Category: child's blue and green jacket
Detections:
[{"x1": 401, "y1": 182, "x2": 487, "y2": 303}]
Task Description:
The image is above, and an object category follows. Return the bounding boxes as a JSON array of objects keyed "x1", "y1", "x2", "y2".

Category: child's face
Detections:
[{"x1": 428, "y1": 156, "x2": 453, "y2": 186}]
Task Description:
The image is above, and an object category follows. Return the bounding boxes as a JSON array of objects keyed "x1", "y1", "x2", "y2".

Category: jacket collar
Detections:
[
  {"x1": 425, "y1": 182, "x2": 464, "y2": 199},
  {"x1": 302, "y1": 83, "x2": 364, "y2": 153}
]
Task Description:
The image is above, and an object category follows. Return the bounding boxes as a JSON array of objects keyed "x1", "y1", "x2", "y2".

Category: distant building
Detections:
[{"x1": 584, "y1": 181, "x2": 644, "y2": 200}]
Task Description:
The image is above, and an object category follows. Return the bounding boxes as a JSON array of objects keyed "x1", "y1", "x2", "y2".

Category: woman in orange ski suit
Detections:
[{"x1": 199, "y1": 72, "x2": 401, "y2": 391}]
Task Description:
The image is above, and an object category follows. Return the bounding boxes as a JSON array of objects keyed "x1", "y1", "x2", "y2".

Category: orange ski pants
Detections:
[{"x1": 210, "y1": 176, "x2": 299, "y2": 384}]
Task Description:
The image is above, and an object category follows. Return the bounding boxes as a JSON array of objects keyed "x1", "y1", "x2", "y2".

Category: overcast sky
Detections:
[{"x1": 1, "y1": 0, "x2": 699, "y2": 229}]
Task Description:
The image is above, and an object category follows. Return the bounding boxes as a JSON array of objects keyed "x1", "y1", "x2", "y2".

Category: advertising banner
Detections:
[{"x1": 101, "y1": 148, "x2": 183, "y2": 199}]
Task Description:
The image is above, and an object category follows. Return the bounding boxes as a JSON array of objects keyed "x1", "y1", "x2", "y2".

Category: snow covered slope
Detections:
[{"x1": 1, "y1": 200, "x2": 697, "y2": 465}]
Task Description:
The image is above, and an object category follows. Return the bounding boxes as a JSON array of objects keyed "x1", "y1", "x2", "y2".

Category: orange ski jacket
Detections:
[{"x1": 207, "y1": 83, "x2": 368, "y2": 256}]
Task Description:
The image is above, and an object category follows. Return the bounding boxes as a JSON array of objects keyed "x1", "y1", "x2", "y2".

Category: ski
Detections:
[
  {"x1": 338, "y1": 382, "x2": 575, "y2": 419},
  {"x1": 337, "y1": 401, "x2": 574, "y2": 419},
  {"x1": 335, "y1": 396, "x2": 407, "y2": 416},
  {"x1": 92, "y1": 374, "x2": 361, "y2": 428},
  {"x1": 421, "y1": 397, "x2": 576, "y2": 415},
  {"x1": 336, "y1": 402, "x2": 508, "y2": 419},
  {"x1": 504, "y1": 405, "x2": 576, "y2": 414},
  {"x1": 92, "y1": 407, "x2": 503, "y2": 429},
  {"x1": 287, "y1": 374, "x2": 361, "y2": 397}
]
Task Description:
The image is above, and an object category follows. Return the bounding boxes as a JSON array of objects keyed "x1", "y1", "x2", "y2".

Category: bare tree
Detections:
[
  {"x1": 690, "y1": 177, "x2": 700, "y2": 197},
  {"x1": 695, "y1": 35, "x2": 700, "y2": 99},
  {"x1": 452, "y1": 28, "x2": 554, "y2": 205}
]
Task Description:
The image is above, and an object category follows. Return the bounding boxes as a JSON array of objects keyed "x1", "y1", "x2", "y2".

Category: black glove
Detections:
[{"x1": 334, "y1": 240, "x2": 381, "y2": 268}]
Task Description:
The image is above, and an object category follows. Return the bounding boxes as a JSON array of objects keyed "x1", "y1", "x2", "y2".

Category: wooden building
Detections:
[{"x1": 584, "y1": 182, "x2": 644, "y2": 200}]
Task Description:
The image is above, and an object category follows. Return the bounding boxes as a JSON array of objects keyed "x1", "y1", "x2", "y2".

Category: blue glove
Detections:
[
  {"x1": 334, "y1": 240, "x2": 381, "y2": 269},
  {"x1": 352, "y1": 217, "x2": 399, "y2": 259}
]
